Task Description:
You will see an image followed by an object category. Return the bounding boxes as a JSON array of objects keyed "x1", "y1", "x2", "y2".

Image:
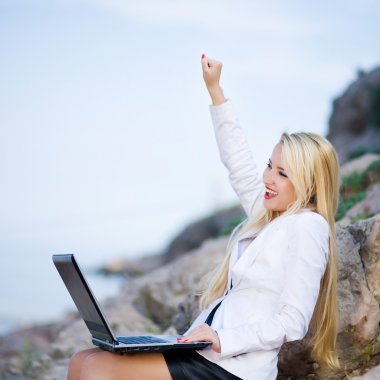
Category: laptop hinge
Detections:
[{"x1": 92, "y1": 337, "x2": 118, "y2": 348}]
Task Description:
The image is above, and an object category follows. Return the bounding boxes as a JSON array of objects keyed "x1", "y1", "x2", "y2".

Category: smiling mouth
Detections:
[{"x1": 264, "y1": 189, "x2": 278, "y2": 200}]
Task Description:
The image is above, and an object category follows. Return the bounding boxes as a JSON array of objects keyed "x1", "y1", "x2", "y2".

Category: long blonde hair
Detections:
[{"x1": 200, "y1": 132, "x2": 340, "y2": 368}]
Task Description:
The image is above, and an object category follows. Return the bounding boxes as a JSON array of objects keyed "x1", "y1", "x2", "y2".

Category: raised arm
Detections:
[{"x1": 201, "y1": 55, "x2": 264, "y2": 217}]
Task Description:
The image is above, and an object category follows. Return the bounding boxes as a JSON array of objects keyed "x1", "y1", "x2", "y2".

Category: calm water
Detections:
[{"x1": 0, "y1": 244, "x2": 125, "y2": 335}]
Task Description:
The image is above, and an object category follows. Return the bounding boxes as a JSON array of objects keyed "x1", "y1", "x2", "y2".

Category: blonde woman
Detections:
[{"x1": 67, "y1": 56, "x2": 340, "y2": 380}]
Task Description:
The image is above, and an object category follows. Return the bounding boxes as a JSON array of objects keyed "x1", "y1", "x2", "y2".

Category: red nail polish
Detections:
[{"x1": 201, "y1": 53, "x2": 205, "y2": 59}]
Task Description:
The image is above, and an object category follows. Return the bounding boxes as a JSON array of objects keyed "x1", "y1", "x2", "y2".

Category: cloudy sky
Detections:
[{"x1": 1, "y1": 0, "x2": 380, "y2": 266}]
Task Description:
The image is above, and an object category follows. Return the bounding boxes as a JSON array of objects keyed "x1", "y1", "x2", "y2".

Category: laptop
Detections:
[{"x1": 52, "y1": 254, "x2": 210, "y2": 354}]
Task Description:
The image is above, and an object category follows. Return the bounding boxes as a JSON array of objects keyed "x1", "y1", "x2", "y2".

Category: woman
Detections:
[{"x1": 67, "y1": 56, "x2": 340, "y2": 380}]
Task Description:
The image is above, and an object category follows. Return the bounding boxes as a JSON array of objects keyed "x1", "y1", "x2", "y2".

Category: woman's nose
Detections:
[{"x1": 263, "y1": 169, "x2": 274, "y2": 184}]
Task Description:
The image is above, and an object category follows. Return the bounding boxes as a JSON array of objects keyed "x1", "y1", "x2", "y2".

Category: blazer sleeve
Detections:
[
  {"x1": 210, "y1": 100, "x2": 265, "y2": 217},
  {"x1": 216, "y1": 213, "x2": 330, "y2": 358}
]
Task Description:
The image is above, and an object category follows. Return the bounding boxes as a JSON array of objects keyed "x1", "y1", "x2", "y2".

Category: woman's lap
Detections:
[
  {"x1": 69, "y1": 348, "x2": 172, "y2": 380},
  {"x1": 68, "y1": 348, "x2": 241, "y2": 380}
]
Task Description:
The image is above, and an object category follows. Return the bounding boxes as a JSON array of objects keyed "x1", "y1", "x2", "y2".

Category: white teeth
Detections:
[{"x1": 266, "y1": 189, "x2": 278, "y2": 196}]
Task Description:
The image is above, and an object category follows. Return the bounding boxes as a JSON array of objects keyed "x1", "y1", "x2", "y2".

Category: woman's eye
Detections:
[
  {"x1": 279, "y1": 172, "x2": 288, "y2": 178},
  {"x1": 266, "y1": 162, "x2": 272, "y2": 169}
]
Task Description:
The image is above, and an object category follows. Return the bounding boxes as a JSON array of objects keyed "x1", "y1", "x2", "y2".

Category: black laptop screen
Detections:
[{"x1": 52, "y1": 254, "x2": 116, "y2": 343}]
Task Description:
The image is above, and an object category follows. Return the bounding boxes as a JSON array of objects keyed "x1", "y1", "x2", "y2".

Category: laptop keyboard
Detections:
[{"x1": 118, "y1": 336, "x2": 169, "y2": 345}]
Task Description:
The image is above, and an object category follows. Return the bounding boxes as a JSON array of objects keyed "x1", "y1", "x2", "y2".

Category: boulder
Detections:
[
  {"x1": 267, "y1": 215, "x2": 380, "y2": 379},
  {"x1": 121, "y1": 237, "x2": 228, "y2": 332},
  {"x1": 333, "y1": 216, "x2": 380, "y2": 378}
]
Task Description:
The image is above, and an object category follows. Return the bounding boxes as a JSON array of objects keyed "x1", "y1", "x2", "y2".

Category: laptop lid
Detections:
[{"x1": 52, "y1": 254, "x2": 117, "y2": 344}]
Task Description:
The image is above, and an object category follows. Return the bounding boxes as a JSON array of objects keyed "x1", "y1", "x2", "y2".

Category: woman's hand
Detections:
[
  {"x1": 201, "y1": 54, "x2": 226, "y2": 106},
  {"x1": 177, "y1": 323, "x2": 221, "y2": 353}
]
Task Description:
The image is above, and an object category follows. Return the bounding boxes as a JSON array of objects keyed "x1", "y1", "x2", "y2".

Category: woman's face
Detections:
[{"x1": 262, "y1": 142, "x2": 297, "y2": 212}]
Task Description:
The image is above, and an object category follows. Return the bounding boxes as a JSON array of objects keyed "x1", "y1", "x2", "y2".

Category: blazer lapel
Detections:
[
  {"x1": 227, "y1": 244, "x2": 238, "y2": 290},
  {"x1": 230, "y1": 239, "x2": 262, "y2": 288},
  {"x1": 230, "y1": 220, "x2": 280, "y2": 288},
  {"x1": 227, "y1": 223, "x2": 262, "y2": 290}
]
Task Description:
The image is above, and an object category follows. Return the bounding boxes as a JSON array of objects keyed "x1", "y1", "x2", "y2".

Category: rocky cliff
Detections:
[{"x1": 327, "y1": 66, "x2": 380, "y2": 164}]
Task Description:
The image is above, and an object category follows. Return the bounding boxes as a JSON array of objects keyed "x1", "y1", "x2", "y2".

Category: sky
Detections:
[{"x1": 1, "y1": 0, "x2": 380, "y2": 268}]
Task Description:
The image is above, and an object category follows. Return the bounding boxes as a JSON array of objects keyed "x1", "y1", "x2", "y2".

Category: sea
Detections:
[{"x1": 0, "y1": 244, "x2": 126, "y2": 336}]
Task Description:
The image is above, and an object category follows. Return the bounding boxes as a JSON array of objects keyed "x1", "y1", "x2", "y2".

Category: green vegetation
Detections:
[
  {"x1": 219, "y1": 215, "x2": 246, "y2": 237},
  {"x1": 21, "y1": 339, "x2": 39, "y2": 375},
  {"x1": 335, "y1": 158, "x2": 380, "y2": 221},
  {"x1": 335, "y1": 192, "x2": 367, "y2": 221},
  {"x1": 341, "y1": 172, "x2": 367, "y2": 195},
  {"x1": 351, "y1": 354, "x2": 358, "y2": 363},
  {"x1": 348, "y1": 148, "x2": 380, "y2": 160},
  {"x1": 349, "y1": 211, "x2": 375, "y2": 224},
  {"x1": 364, "y1": 343, "x2": 374, "y2": 363},
  {"x1": 366, "y1": 158, "x2": 380, "y2": 182}
]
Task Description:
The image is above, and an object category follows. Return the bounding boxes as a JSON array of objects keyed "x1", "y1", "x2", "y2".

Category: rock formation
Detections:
[
  {"x1": 327, "y1": 66, "x2": 380, "y2": 164},
  {"x1": 162, "y1": 205, "x2": 245, "y2": 263},
  {"x1": 1, "y1": 213, "x2": 379, "y2": 379}
]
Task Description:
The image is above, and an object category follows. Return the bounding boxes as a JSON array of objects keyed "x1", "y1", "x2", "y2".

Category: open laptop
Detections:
[{"x1": 52, "y1": 254, "x2": 210, "y2": 354}]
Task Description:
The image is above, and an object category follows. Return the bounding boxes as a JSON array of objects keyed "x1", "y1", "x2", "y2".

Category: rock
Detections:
[
  {"x1": 0, "y1": 299, "x2": 162, "y2": 379},
  {"x1": 353, "y1": 216, "x2": 380, "y2": 303},
  {"x1": 38, "y1": 302, "x2": 161, "y2": 380},
  {"x1": 47, "y1": 302, "x2": 161, "y2": 360},
  {"x1": 337, "y1": 152, "x2": 380, "y2": 224},
  {"x1": 173, "y1": 294, "x2": 201, "y2": 334},
  {"x1": 351, "y1": 365, "x2": 380, "y2": 379},
  {"x1": 0, "y1": 319, "x2": 73, "y2": 379},
  {"x1": 124, "y1": 237, "x2": 228, "y2": 332},
  {"x1": 277, "y1": 337, "x2": 316, "y2": 379},
  {"x1": 331, "y1": 215, "x2": 380, "y2": 378},
  {"x1": 7, "y1": 357, "x2": 22, "y2": 375},
  {"x1": 162, "y1": 205, "x2": 244, "y2": 263},
  {"x1": 327, "y1": 66, "x2": 380, "y2": 163},
  {"x1": 336, "y1": 216, "x2": 380, "y2": 341},
  {"x1": 97, "y1": 205, "x2": 244, "y2": 276},
  {"x1": 340, "y1": 183, "x2": 380, "y2": 225},
  {"x1": 99, "y1": 254, "x2": 163, "y2": 276},
  {"x1": 1, "y1": 213, "x2": 379, "y2": 379},
  {"x1": 340, "y1": 153, "x2": 380, "y2": 177}
]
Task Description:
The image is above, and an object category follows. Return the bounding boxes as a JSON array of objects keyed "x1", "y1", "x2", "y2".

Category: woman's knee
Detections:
[
  {"x1": 67, "y1": 348, "x2": 101, "y2": 379},
  {"x1": 80, "y1": 351, "x2": 114, "y2": 380}
]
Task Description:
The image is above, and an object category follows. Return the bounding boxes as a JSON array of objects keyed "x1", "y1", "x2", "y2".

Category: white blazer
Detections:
[{"x1": 186, "y1": 101, "x2": 329, "y2": 380}]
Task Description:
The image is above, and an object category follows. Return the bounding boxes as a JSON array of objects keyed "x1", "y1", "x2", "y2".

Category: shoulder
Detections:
[
  {"x1": 281, "y1": 211, "x2": 330, "y2": 244},
  {"x1": 284, "y1": 212, "x2": 330, "y2": 262},
  {"x1": 283, "y1": 210, "x2": 328, "y2": 229}
]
